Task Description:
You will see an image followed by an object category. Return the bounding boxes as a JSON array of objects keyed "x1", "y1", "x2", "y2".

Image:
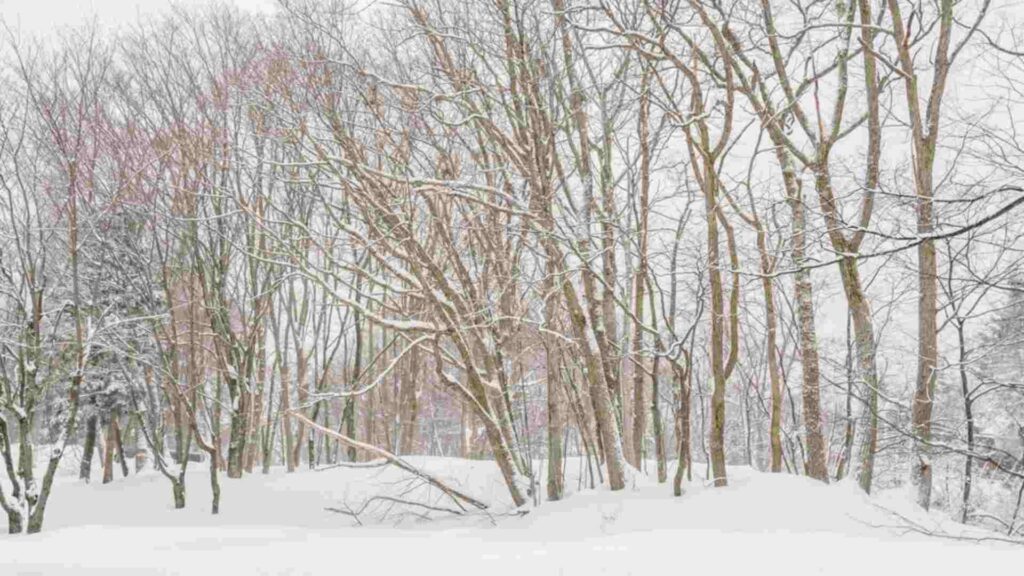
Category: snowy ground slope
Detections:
[{"x1": 2, "y1": 458, "x2": 1022, "y2": 575}]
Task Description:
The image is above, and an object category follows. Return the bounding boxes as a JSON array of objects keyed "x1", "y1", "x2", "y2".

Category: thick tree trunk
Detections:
[
  {"x1": 883, "y1": 0, "x2": 955, "y2": 511},
  {"x1": 79, "y1": 414, "x2": 99, "y2": 483},
  {"x1": 102, "y1": 418, "x2": 116, "y2": 484},
  {"x1": 226, "y1": 377, "x2": 248, "y2": 479},
  {"x1": 630, "y1": 73, "x2": 651, "y2": 470},
  {"x1": 836, "y1": 258, "x2": 880, "y2": 492},
  {"x1": 531, "y1": 184, "x2": 627, "y2": 490},
  {"x1": 911, "y1": 204, "x2": 938, "y2": 509},
  {"x1": 172, "y1": 479, "x2": 186, "y2": 510},
  {"x1": 544, "y1": 263, "x2": 565, "y2": 501},
  {"x1": 564, "y1": 280, "x2": 627, "y2": 490},
  {"x1": 113, "y1": 416, "x2": 129, "y2": 478},
  {"x1": 245, "y1": 390, "x2": 262, "y2": 474},
  {"x1": 704, "y1": 179, "x2": 729, "y2": 487},
  {"x1": 6, "y1": 510, "x2": 21, "y2": 534},
  {"x1": 788, "y1": 188, "x2": 829, "y2": 483},
  {"x1": 0, "y1": 419, "x2": 22, "y2": 533},
  {"x1": 630, "y1": 311, "x2": 646, "y2": 469}
]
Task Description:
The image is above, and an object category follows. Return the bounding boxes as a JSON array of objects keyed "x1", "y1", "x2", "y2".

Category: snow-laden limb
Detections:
[
  {"x1": 302, "y1": 335, "x2": 433, "y2": 406},
  {"x1": 289, "y1": 411, "x2": 489, "y2": 512}
]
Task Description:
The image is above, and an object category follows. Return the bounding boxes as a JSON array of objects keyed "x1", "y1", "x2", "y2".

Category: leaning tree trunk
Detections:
[
  {"x1": 532, "y1": 182, "x2": 627, "y2": 491},
  {"x1": 837, "y1": 258, "x2": 880, "y2": 492},
  {"x1": 561, "y1": 273, "x2": 627, "y2": 490}
]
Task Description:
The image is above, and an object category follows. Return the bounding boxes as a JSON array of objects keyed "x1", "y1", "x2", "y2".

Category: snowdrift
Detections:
[{"x1": 2, "y1": 458, "x2": 1022, "y2": 575}]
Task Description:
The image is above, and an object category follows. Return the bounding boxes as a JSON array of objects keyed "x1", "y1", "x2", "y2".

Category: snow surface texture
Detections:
[{"x1": 2, "y1": 458, "x2": 1022, "y2": 575}]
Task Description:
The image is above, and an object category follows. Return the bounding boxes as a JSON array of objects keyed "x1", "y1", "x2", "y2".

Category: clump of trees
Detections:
[{"x1": 2, "y1": 0, "x2": 1024, "y2": 536}]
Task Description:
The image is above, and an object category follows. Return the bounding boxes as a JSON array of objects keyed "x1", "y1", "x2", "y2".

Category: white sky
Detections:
[{"x1": 0, "y1": 0, "x2": 277, "y2": 36}]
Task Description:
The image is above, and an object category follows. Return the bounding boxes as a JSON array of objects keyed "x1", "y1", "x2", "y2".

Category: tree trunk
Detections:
[
  {"x1": 911, "y1": 212, "x2": 938, "y2": 509},
  {"x1": 673, "y1": 360, "x2": 692, "y2": 496},
  {"x1": 881, "y1": 0, "x2": 954, "y2": 512},
  {"x1": 704, "y1": 176, "x2": 729, "y2": 487},
  {"x1": 113, "y1": 416, "x2": 129, "y2": 478},
  {"x1": 397, "y1": 345, "x2": 421, "y2": 455},
  {"x1": 460, "y1": 399, "x2": 472, "y2": 459},
  {"x1": 755, "y1": 230, "x2": 784, "y2": 473},
  {"x1": 226, "y1": 380, "x2": 247, "y2": 479},
  {"x1": 102, "y1": 417, "x2": 116, "y2": 484},
  {"x1": 280, "y1": 354, "x2": 295, "y2": 472},
  {"x1": 544, "y1": 263, "x2": 566, "y2": 501},
  {"x1": 6, "y1": 510, "x2": 21, "y2": 534},
  {"x1": 79, "y1": 414, "x2": 99, "y2": 483},
  {"x1": 291, "y1": 349, "x2": 309, "y2": 468},
  {"x1": 210, "y1": 448, "x2": 221, "y2": 515},
  {"x1": 958, "y1": 321, "x2": 973, "y2": 523},
  {"x1": 788, "y1": 186, "x2": 829, "y2": 483},
  {"x1": 836, "y1": 258, "x2": 879, "y2": 492},
  {"x1": 172, "y1": 479, "x2": 185, "y2": 510},
  {"x1": 651, "y1": 354, "x2": 667, "y2": 483},
  {"x1": 835, "y1": 310, "x2": 855, "y2": 480}
]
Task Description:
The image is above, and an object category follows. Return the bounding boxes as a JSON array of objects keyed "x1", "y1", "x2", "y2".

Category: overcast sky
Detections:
[{"x1": 0, "y1": 0, "x2": 276, "y2": 36}]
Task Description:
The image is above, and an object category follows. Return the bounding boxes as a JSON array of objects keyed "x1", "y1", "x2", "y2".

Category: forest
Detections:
[{"x1": 1, "y1": 0, "x2": 1024, "y2": 565}]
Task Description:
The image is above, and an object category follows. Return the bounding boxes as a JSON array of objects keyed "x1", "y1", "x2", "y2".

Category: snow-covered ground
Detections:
[{"x1": 3, "y1": 458, "x2": 1022, "y2": 575}]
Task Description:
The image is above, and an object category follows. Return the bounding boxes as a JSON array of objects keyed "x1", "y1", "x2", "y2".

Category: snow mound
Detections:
[{"x1": 2, "y1": 459, "x2": 1022, "y2": 575}]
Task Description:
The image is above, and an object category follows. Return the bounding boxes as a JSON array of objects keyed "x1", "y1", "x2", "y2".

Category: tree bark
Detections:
[
  {"x1": 397, "y1": 344, "x2": 421, "y2": 455},
  {"x1": 630, "y1": 69, "x2": 652, "y2": 470},
  {"x1": 544, "y1": 262, "x2": 565, "y2": 501},
  {"x1": 79, "y1": 414, "x2": 99, "y2": 483},
  {"x1": 102, "y1": 418, "x2": 116, "y2": 484},
  {"x1": 957, "y1": 321, "x2": 974, "y2": 523},
  {"x1": 788, "y1": 183, "x2": 829, "y2": 483}
]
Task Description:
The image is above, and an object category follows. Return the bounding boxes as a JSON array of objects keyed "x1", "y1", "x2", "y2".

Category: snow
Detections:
[{"x1": 2, "y1": 458, "x2": 1022, "y2": 575}]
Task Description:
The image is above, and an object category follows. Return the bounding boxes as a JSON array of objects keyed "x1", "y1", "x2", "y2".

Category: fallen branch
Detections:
[
  {"x1": 290, "y1": 411, "x2": 489, "y2": 511},
  {"x1": 330, "y1": 495, "x2": 467, "y2": 519},
  {"x1": 315, "y1": 458, "x2": 389, "y2": 472},
  {"x1": 862, "y1": 503, "x2": 1024, "y2": 546}
]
